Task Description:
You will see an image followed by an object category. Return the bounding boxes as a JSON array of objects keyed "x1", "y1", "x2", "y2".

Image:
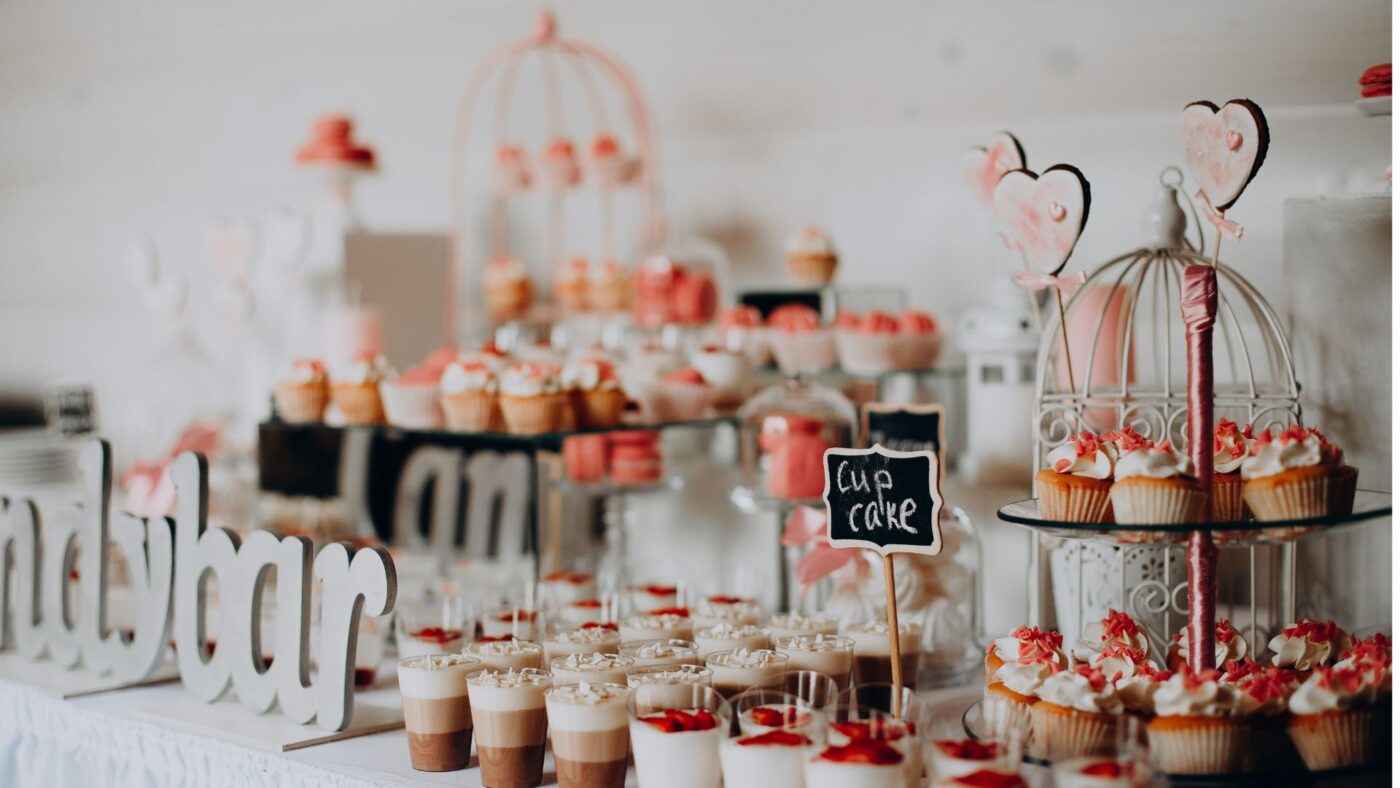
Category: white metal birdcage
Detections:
[{"x1": 1027, "y1": 168, "x2": 1303, "y2": 659}]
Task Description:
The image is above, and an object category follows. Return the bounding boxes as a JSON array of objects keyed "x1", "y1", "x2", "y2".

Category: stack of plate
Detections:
[{"x1": 0, "y1": 430, "x2": 78, "y2": 491}]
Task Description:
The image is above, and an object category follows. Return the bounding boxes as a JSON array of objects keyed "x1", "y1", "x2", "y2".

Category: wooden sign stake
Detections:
[
  {"x1": 1053, "y1": 288, "x2": 1076, "y2": 393},
  {"x1": 881, "y1": 553, "x2": 903, "y2": 718}
]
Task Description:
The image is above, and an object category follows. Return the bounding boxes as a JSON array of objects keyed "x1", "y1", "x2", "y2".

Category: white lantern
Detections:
[{"x1": 957, "y1": 280, "x2": 1039, "y2": 484}]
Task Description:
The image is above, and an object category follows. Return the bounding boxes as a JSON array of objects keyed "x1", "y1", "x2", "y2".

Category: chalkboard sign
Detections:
[
  {"x1": 822, "y1": 445, "x2": 943, "y2": 556},
  {"x1": 862, "y1": 403, "x2": 945, "y2": 461}
]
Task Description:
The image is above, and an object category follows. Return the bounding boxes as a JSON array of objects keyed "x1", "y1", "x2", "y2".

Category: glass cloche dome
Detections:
[{"x1": 731, "y1": 375, "x2": 857, "y2": 511}]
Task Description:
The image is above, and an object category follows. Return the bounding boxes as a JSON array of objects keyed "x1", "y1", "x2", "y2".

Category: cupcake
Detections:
[
  {"x1": 1035, "y1": 432, "x2": 1115, "y2": 522},
  {"x1": 540, "y1": 137, "x2": 580, "y2": 190},
  {"x1": 494, "y1": 143, "x2": 531, "y2": 192},
  {"x1": 498, "y1": 362, "x2": 566, "y2": 435},
  {"x1": 1212, "y1": 419, "x2": 1254, "y2": 521},
  {"x1": 587, "y1": 259, "x2": 630, "y2": 313},
  {"x1": 331, "y1": 352, "x2": 394, "y2": 425},
  {"x1": 563, "y1": 357, "x2": 626, "y2": 428},
  {"x1": 632, "y1": 255, "x2": 682, "y2": 328},
  {"x1": 649, "y1": 367, "x2": 713, "y2": 421},
  {"x1": 767, "y1": 304, "x2": 836, "y2": 374},
  {"x1": 1234, "y1": 666, "x2": 1302, "y2": 772},
  {"x1": 1071, "y1": 609, "x2": 1151, "y2": 663},
  {"x1": 1309, "y1": 428, "x2": 1358, "y2": 516},
  {"x1": 1166, "y1": 620, "x2": 1249, "y2": 673},
  {"x1": 1108, "y1": 436, "x2": 1204, "y2": 524},
  {"x1": 482, "y1": 256, "x2": 534, "y2": 318},
  {"x1": 554, "y1": 256, "x2": 591, "y2": 312},
  {"x1": 1113, "y1": 662, "x2": 1172, "y2": 718},
  {"x1": 715, "y1": 305, "x2": 772, "y2": 367},
  {"x1": 440, "y1": 357, "x2": 500, "y2": 431},
  {"x1": 1029, "y1": 664, "x2": 1124, "y2": 760},
  {"x1": 894, "y1": 308, "x2": 941, "y2": 370},
  {"x1": 1287, "y1": 660, "x2": 1390, "y2": 771},
  {"x1": 785, "y1": 226, "x2": 838, "y2": 285},
  {"x1": 985, "y1": 625, "x2": 1065, "y2": 682},
  {"x1": 1268, "y1": 619, "x2": 1354, "y2": 673},
  {"x1": 984, "y1": 629, "x2": 1066, "y2": 742},
  {"x1": 274, "y1": 358, "x2": 330, "y2": 423},
  {"x1": 1240, "y1": 425, "x2": 1339, "y2": 521},
  {"x1": 835, "y1": 310, "x2": 901, "y2": 374},
  {"x1": 927, "y1": 739, "x2": 1003, "y2": 783},
  {"x1": 690, "y1": 345, "x2": 749, "y2": 410},
  {"x1": 380, "y1": 365, "x2": 443, "y2": 429},
  {"x1": 587, "y1": 133, "x2": 635, "y2": 187},
  {"x1": 1145, "y1": 670, "x2": 1249, "y2": 774}
]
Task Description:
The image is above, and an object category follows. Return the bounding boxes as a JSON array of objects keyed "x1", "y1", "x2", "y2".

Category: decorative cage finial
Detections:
[{"x1": 535, "y1": 10, "x2": 557, "y2": 41}]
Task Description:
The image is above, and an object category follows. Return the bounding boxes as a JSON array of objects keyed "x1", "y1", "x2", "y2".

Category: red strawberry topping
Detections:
[
  {"x1": 411, "y1": 627, "x2": 463, "y2": 645},
  {"x1": 579, "y1": 621, "x2": 618, "y2": 631},
  {"x1": 638, "y1": 708, "x2": 719, "y2": 733},
  {"x1": 818, "y1": 741, "x2": 904, "y2": 765},
  {"x1": 637, "y1": 584, "x2": 678, "y2": 596},
  {"x1": 707, "y1": 595, "x2": 748, "y2": 605},
  {"x1": 832, "y1": 717, "x2": 909, "y2": 742},
  {"x1": 495, "y1": 610, "x2": 538, "y2": 622},
  {"x1": 736, "y1": 730, "x2": 811, "y2": 747},
  {"x1": 646, "y1": 607, "x2": 691, "y2": 618},
  {"x1": 544, "y1": 571, "x2": 592, "y2": 584},
  {"x1": 933, "y1": 739, "x2": 1000, "y2": 760},
  {"x1": 1080, "y1": 761, "x2": 1125, "y2": 777},
  {"x1": 950, "y1": 770, "x2": 1029, "y2": 787},
  {"x1": 573, "y1": 599, "x2": 603, "y2": 609},
  {"x1": 749, "y1": 705, "x2": 811, "y2": 728},
  {"x1": 475, "y1": 634, "x2": 516, "y2": 643}
]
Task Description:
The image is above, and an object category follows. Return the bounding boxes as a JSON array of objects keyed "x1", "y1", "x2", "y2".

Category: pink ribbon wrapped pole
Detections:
[{"x1": 1180, "y1": 265, "x2": 1218, "y2": 672}]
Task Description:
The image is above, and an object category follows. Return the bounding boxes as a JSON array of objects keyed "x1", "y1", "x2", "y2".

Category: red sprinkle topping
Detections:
[
  {"x1": 1313, "y1": 666, "x2": 1367, "y2": 695},
  {"x1": 1009, "y1": 626, "x2": 1063, "y2": 648},
  {"x1": 1101, "y1": 610, "x2": 1141, "y2": 641},
  {"x1": 1216, "y1": 619, "x2": 1240, "y2": 645},
  {"x1": 737, "y1": 730, "x2": 811, "y2": 747},
  {"x1": 933, "y1": 739, "x2": 1000, "y2": 760},
  {"x1": 1017, "y1": 633, "x2": 1064, "y2": 668},
  {"x1": 1239, "y1": 667, "x2": 1297, "y2": 703},
  {"x1": 1081, "y1": 761, "x2": 1125, "y2": 777},
  {"x1": 638, "y1": 708, "x2": 719, "y2": 733},
  {"x1": 1222, "y1": 658, "x2": 1264, "y2": 684},
  {"x1": 1103, "y1": 427, "x2": 1151, "y2": 453},
  {"x1": 749, "y1": 706, "x2": 811, "y2": 728},
  {"x1": 1281, "y1": 619, "x2": 1344, "y2": 644},
  {"x1": 818, "y1": 741, "x2": 904, "y2": 766},
  {"x1": 411, "y1": 627, "x2": 463, "y2": 645},
  {"x1": 1181, "y1": 668, "x2": 1223, "y2": 691},
  {"x1": 1073, "y1": 664, "x2": 1109, "y2": 691}
]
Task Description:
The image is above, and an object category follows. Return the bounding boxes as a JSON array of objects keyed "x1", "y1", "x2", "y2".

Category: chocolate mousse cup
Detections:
[
  {"x1": 546, "y1": 682, "x2": 631, "y2": 788},
  {"x1": 774, "y1": 635, "x2": 854, "y2": 690},
  {"x1": 847, "y1": 622, "x2": 920, "y2": 691},
  {"x1": 396, "y1": 654, "x2": 482, "y2": 772},
  {"x1": 466, "y1": 638, "x2": 545, "y2": 672},
  {"x1": 620, "y1": 638, "x2": 703, "y2": 668},
  {"x1": 467, "y1": 668, "x2": 553, "y2": 788}
]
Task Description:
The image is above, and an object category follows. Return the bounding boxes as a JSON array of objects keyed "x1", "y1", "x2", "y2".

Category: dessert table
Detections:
[{"x1": 0, "y1": 674, "x2": 982, "y2": 787}]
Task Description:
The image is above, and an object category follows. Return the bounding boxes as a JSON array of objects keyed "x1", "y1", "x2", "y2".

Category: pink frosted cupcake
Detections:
[
  {"x1": 716, "y1": 305, "x2": 771, "y2": 366},
  {"x1": 498, "y1": 362, "x2": 566, "y2": 435},
  {"x1": 649, "y1": 367, "x2": 713, "y2": 421},
  {"x1": 835, "y1": 310, "x2": 901, "y2": 375},
  {"x1": 1212, "y1": 419, "x2": 1254, "y2": 521},
  {"x1": 587, "y1": 259, "x2": 630, "y2": 313},
  {"x1": 984, "y1": 628, "x2": 1067, "y2": 743},
  {"x1": 1029, "y1": 664, "x2": 1124, "y2": 760},
  {"x1": 554, "y1": 256, "x2": 591, "y2": 312},
  {"x1": 440, "y1": 357, "x2": 500, "y2": 432},
  {"x1": 1241, "y1": 425, "x2": 1339, "y2": 521},
  {"x1": 587, "y1": 133, "x2": 635, "y2": 188},
  {"x1": 895, "y1": 309, "x2": 941, "y2": 370},
  {"x1": 1287, "y1": 654, "x2": 1390, "y2": 771},
  {"x1": 1108, "y1": 437, "x2": 1204, "y2": 525},
  {"x1": 785, "y1": 226, "x2": 838, "y2": 285},
  {"x1": 767, "y1": 304, "x2": 835, "y2": 374},
  {"x1": 275, "y1": 358, "x2": 330, "y2": 423},
  {"x1": 495, "y1": 143, "x2": 531, "y2": 192},
  {"x1": 380, "y1": 365, "x2": 443, "y2": 429},
  {"x1": 483, "y1": 256, "x2": 534, "y2": 318},
  {"x1": 1035, "y1": 431, "x2": 1116, "y2": 522},
  {"x1": 541, "y1": 137, "x2": 581, "y2": 190},
  {"x1": 1071, "y1": 609, "x2": 1152, "y2": 663},
  {"x1": 331, "y1": 352, "x2": 394, "y2": 425}
]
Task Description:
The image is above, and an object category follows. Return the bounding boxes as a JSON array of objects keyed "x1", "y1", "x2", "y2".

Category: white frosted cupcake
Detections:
[
  {"x1": 1029, "y1": 664, "x2": 1125, "y2": 760},
  {"x1": 1107, "y1": 434, "x2": 1204, "y2": 524},
  {"x1": 1035, "y1": 431, "x2": 1116, "y2": 522},
  {"x1": 1241, "y1": 425, "x2": 1337, "y2": 521},
  {"x1": 1145, "y1": 670, "x2": 1249, "y2": 774}
]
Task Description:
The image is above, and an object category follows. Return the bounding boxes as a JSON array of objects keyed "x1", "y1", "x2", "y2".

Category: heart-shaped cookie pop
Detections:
[
  {"x1": 961, "y1": 131, "x2": 1026, "y2": 206},
  {"x1": 1179, "y1": 99, "x2": 1270, "y2": 210},
  {"x1": 993, "y1": 165, "x2": 1091, "y2": 276}
]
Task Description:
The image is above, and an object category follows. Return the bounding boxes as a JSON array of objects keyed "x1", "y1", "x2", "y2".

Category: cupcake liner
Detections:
[
  {"x1": 1213, "y1": 473, "x2": 1247, "y2": 522},
  {"x1": 1288, "y1": 707, "x2": 1388, "y2": 771},
  {"x1": 787, "y1": 254, "x2": 837, "y2": 285},
  {"x1": 331, "y1": 382, "x2": 386, "y2": 425},
  {"x1": 1035, "y1": 472, "x2": 1113, "y2": 522},
  {"x1": 835, "y1": 330, "x2": 900, "y2": 375},
  {"x1": 648, "y1": 382, "x2": 713, "y2": 422},
  {"x1": 498, "y1": 393, "x2": 564, "y2": 435},
  {"x1": 1030, "y1": 703, "x2": 1116, "y2": 760},
  {"x1": 1147, "y1": 717, "x2": 1249, "y2": 774},
  {"x1": 1109, "y1": 479, "x2": 1205, "y2": 524},
  {"x1": 894, "y1": 333, "x2": 941, "y2": 371},
  {"x1": 274, "y1": 382, "x2": 329, "y2": 423},
  {"x1": 485, "y1": 281, "x2": 533, "y2": 317},
  {"x1": 379, "y1": 382, "x2": 443, "y2": 429},
  {"x1": 984, "y1": 653, "x2": 1004, "y2": 684},
  {"x1": 587, "y1": 282, "x2": 630, "y2": 312},
  {"x1": 574, "y1": 387, "x2": 627, "y2": 428},
  {"x1": 1243, "y1": 469, "x2": 1330, "y2": 521},
  {"x1": 442, "y1": 390, "x2": 499, "y2": 432},
  {"x1": 1330, "y1": 466, "x2": 1358, "y2": 516},
  {"x1": 770, "y1": 330, "x2": 837, "y2": 374},
  {"x1": 982, "y1": 685, "x2": 1034, "y2": 741}
]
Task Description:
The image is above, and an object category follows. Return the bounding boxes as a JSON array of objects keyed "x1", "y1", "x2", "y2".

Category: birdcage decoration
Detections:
[
  {"x1": 1025, "y1": 167, "x2": 1303, "y2": 659},
  {"x1": 447, "y1": 10, "x2": 664, "y2": 336}
]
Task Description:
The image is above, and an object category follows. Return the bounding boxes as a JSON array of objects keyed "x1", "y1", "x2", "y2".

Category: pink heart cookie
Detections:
[
  {"x1": 993, "y1": 164, "x2": 1091, "y2": 276},
  {"x1": 1180, "y1": 99, "x2": 1270, "y2": 210},
  {"x1": 961, "y1": 131, "x2": 1026, "y2": 206}
]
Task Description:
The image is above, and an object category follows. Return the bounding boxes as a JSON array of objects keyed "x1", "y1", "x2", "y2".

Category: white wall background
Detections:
[{"x1": 0, "y1": 1, "x2": 1391, "y2": 631}]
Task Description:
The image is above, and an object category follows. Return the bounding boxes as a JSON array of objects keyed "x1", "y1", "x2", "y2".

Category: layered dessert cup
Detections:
[
  {"x1": 805, "y1": 740, "x2": 907, "y2": 788},
  {"x1": 720, "y1": 729, "x2": 814, "y2": 788},
  {"x1": 847, "y1": 621, "x2": 921, "y2": 689},
  {"x1": 826, "y1": 712, "x2": 921, "y2": 788},
  {"x1": 466, "y1": 668, "x2": 553, "y2": 788},
  {"x1": 775, "y1": 634, "x2": 854, "y2": 689},
  {"x1": 397, "y1": 654, "x2": 482, "y2": 772},
  {"x1": 621, "y1": 611, "x2": 694, "y2": 643},
  {"x1": 628, "y1": 584, "x2": 678, "y2": 612},
  {"x1": 628, "y1": 682, "x2": 731, "y2": 788},
  {"x1": 693, "y1": 623, "x2": 772, "y2": 658},
  {"x1": 544, "y1": 623, "x2": 622, "y2": 662},
  {"x1": 621, "y1": 638, "x2": 702, "y2": 668},
  {"x1": 483, "y1": 608, "x2": 542, "y2": 641},
  {"x1": 731, "y1": 689, "x2": 822, "y2": 738},
  {"x1": 542, "y1": 571, "x2": 596, "y2": 607},
  {"x1": 627, "y1": 664, "x2": 714, "y2": 688},
  {"x1": 927, "y1": 739, "x2": 1004, "y2": 782},
  {"x1": 705, "y1": 648, "x2": 790, "y2": 699},
  {"x1": 767, "y1": 612, "x2": 840, "y2": 640},
  {"x1": 394, "y1": 597, "x2": 473, "y2": 658},
  {"x1": 549, "y1": 652, "x2": 635, "y2": 687},
  {"x1": 692, "y1": 595, "x2": 762, "y2": 629},
  {"x1": 561, "y1": 598, "x2": 608, "y2": 626},
  {"x1": 546, "y1": 682, "x2": 631, "y2": 788},
  {"x1": 466, "y1": 638, "x2": 545, "y2": 672}
]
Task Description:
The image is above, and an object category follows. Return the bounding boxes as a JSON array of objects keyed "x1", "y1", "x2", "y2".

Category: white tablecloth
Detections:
[{"x1": 0, "y1": 674, "x2": 980, "y2": 787}]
